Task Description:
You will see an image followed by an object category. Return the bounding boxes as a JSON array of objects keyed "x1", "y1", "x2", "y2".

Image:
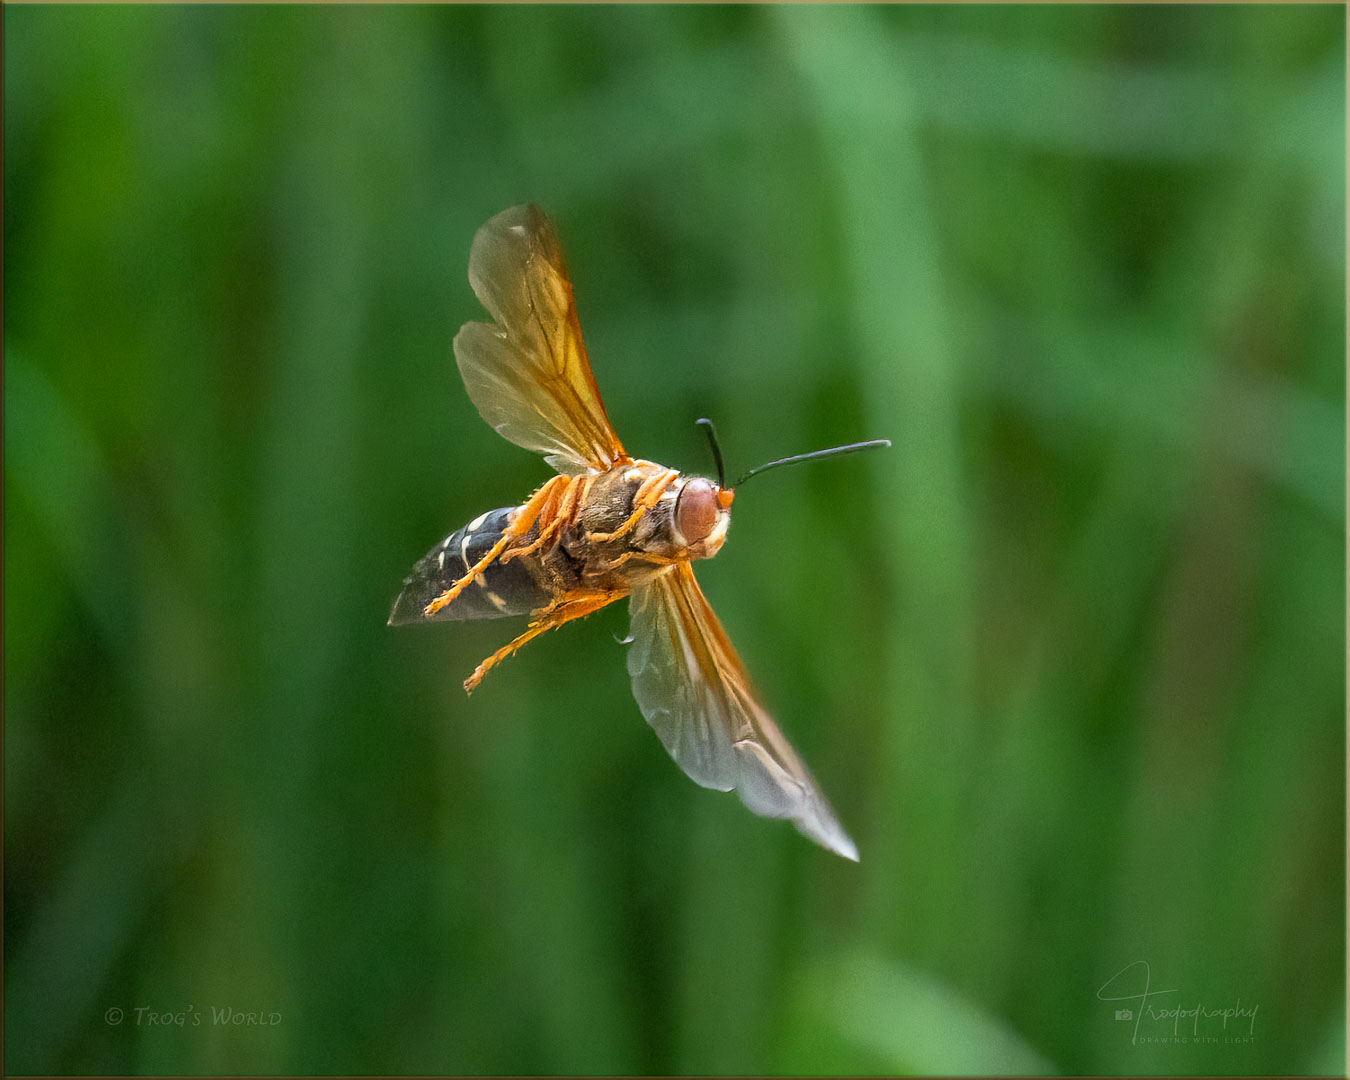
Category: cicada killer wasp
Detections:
[{"x1": 390, "y1": 205, "x2": 888, "y2": 860}]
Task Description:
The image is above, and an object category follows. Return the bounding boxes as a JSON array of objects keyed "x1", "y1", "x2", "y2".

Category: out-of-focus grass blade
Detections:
[
  {"x1": 877, "y1": 26, "x2": 1338, "y2": 166},
  {"x1": 793, "y1": 952, "x2": 1058, "y2": 1076},
  {"x1": 968, "y1": 314, "x2": 1344, "y2": 521},
  {"x1": 3, "y1": 784, "x2": 160, "y2": 1074},
  {"x1": 3, "y1": 350, "x2": 132, "y2": 648},
  {"x1": 774, "y1": 1, "x2": 977, "y2": 957}
]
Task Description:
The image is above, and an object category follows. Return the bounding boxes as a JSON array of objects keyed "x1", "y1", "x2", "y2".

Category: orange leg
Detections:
[
  {"x1": 463, "y1": 589, "x2": 627, "y2": 693},
  {"x1": 501, "y1": 473, "x2": 586, "y2": 564},
  {"x1": 598, "y1": 550, "x2": 683, "y2": 573},
  {"x1": 588, "y1": 469, "x2": 678, "y2": 544},
  {"x1": 422, "y1": 474, "x2": 570, "y2": 618}
]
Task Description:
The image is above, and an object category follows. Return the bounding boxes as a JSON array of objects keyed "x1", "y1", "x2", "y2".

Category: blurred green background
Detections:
[{"x1": 4, "y1": 5, "x2": 1344, "y2": 1076}]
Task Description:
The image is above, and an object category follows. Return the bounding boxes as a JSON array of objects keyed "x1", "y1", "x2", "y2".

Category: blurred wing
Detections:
[
  {"x1": 453, "y1": 204, "x2": 626, "y2": 474},
  {"x1": 626, "y1": 563, "x2": 858, "y2": 861}
]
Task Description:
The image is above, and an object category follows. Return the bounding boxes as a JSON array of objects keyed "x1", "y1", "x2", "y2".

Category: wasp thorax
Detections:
[{"x1": 675, "y1": 478, "x2": 733, "y2": 545}]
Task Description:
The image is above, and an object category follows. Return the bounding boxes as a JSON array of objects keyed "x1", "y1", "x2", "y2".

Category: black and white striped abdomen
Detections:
[{"x1": 387, "y1": 506, "x2": 551, "y2": 624}]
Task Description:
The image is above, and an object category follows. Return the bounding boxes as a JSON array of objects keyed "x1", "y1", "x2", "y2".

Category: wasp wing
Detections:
[
  {"x1": 453, "y1": 204, "x2": 627, "y2": 474},
  {"x1": 626, "y1": 563, "x2": 859, "y2": 861}
]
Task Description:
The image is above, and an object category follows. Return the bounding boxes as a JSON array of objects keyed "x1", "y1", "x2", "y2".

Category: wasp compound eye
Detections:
[{"x1": 675, "y1": 477, "x2": 721, "y2": 545}]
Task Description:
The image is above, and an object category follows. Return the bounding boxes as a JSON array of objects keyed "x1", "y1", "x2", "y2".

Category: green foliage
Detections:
[{"x1": 5, "y1": 6, "x2": 1343, "y2": 1075}]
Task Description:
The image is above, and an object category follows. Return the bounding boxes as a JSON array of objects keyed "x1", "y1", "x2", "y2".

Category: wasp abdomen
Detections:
[{"x1": 388, "y1": 506, "x2": 552, "y2": 624}]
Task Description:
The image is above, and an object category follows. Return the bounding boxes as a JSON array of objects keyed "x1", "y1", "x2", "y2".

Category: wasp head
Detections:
[{"x1": 673, "y1": 476, "x2": 734, "y2": 558}]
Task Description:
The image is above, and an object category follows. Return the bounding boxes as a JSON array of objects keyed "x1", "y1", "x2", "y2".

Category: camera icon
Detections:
[{"x1": 1115, "y1": 1009, "x2": 1133, "y2": 1021}]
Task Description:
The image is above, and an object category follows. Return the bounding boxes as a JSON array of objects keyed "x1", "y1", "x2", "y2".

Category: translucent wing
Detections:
[
  {"x1": 626, "y1": 563, "x2": 858, "y2": 860},
  {"x1": 453, "y1": 204, "x2": 627, "y2": 474}
]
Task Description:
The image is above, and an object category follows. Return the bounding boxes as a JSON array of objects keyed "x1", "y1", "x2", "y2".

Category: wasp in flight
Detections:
[{"x1": 390, "y1": 205, "x2": 888, "y2": 860}]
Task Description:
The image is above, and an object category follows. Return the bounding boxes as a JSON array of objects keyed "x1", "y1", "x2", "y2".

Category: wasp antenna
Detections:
[
  {"x1": 735, "y1": 439, "x2": 891, "y2": 488},
  {"x1": 695, "y1": 418, "x2": 727, "y2": 490}
]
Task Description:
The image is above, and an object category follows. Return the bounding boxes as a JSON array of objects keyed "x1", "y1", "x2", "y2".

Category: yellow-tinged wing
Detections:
[
  {"x1": 453, "y1": 204, "x2": 626, "y2": 474},
  {"x1": 626, "y1": 562, "x2": 858, "y2": 860}
]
